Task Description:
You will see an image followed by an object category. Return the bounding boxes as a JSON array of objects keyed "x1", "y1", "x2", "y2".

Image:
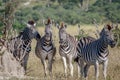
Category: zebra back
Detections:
[{"x1": 75, "y1": 36, "x2": 96, "y2": 62}]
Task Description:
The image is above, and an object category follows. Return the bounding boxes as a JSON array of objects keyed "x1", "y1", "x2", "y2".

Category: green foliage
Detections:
[
  {"x1": 105, "y1": 3, "x2": 120, "y2": 23},
  {"x1": 91, "y1": 0, "x2": 120, "y2": 23},
  {"x1": 75, "y1": 29, "x2": 88, "y2": 40},
  {"x1": 13, "y1": 20, "x2": 25, "y2": 30},
  {"x1": 0, "y1": 0, "x2": 20, "y2": 37},
  {"x1": 1, "y1": 0, "x2": 120, "y2": 33},
  {"x1": 113, "y1": 0, "x2": 120, "y2": 3}
]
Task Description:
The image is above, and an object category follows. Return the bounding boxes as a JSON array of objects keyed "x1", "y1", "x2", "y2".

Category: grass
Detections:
[{"x1": 10, "y1": 24, "x2": 120, "y2": 80}]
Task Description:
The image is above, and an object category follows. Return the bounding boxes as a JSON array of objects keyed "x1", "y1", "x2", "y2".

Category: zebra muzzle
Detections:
[{"x1": 110, "y1": 41, "x2": 116, "y2": 48}]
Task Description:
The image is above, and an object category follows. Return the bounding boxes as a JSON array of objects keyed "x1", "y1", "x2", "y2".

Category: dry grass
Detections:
[{"x1": 12, "y1": 24, "x2": 120, "y2": 80}]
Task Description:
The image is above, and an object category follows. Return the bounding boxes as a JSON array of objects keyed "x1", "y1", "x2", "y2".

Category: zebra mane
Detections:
[
  {"x1": 27, "y1": 20, "x2": 36, "y2": 28},
  {"x1": 59, "y1": 22, "x2": 64, "y2": 29},
  {"x1": 28, "y1": 20, "x2": 35, "y2": 25},
  {"x1": 60, "y1": 22, "x2": 67, "y2": 29},
  {"x1": 45, "y1": 18, "x2": 52, "y2": 25}
]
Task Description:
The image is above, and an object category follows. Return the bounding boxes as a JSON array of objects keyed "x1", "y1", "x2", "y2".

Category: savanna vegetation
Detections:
[
  {"x1": 1, "y1": 0, "x2": 120, "y2": 30},
  {"x1": 0, "y1": 0, "x2": 120, "y2": 80}
]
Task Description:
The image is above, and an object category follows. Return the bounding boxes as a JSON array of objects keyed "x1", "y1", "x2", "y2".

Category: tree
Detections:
[{"x1": 0, "y1": 0, "x2": 20, "y2": 38}]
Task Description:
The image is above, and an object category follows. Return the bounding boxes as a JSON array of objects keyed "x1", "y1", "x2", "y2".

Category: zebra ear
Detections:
[
  {"x1": 27, "y1": 20, "x2": 36, "y2": 28},
  {"x1": 61, "y1": 22, "x2": 67, "y2": 28},
  {"x1": 34, "y1": 23, "x2": 36, "y2": 27},
  {"x1": 27, "y1": 23, "x2": 32, "y2": 28},
  {"x1": 106, "y1": 24, "x2": 112, "y2": 31},
  {"x1": 61, "y1": 22, "x2": 64, "y2": 28},
  {"x1": 47, "y1": 18, "x2": 51, "y2": 24},
  {"x1": 64, "y1": 24, "x2": 67, "y2": 28},
  {"x1": 104, "y1": 24, "x2": 112, "y2": 31},
  {"x1": 56, "y1": 23, "x2": 60, "y2": 29}
]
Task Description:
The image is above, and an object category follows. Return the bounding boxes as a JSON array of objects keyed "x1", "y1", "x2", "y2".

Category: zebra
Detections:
[
  {"x1": 35, "y1": 19, "x2": 56, "y2": 77},
  {"x1": 77, "y1": 24, "x2": 116, "y2": 80},
  {"x1": 9, "y1": 20, "x2": 40, "y2": 72},
  {"x1": 75, "y1": 36, "x2": 96, "y2": 61},
  {"x1": 57, "y1": 23, "x2": 78, "y2": 77}
]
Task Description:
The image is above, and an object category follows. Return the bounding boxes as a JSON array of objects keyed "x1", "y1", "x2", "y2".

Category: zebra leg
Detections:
[
  {"x1": 62, "y1": 57, "x2": 67, "y2": 77},
  {"x1": 68, "y1": 56, "x2": 73, "y2": 77},
  {"x1": 94, "y1": 61, "x2": 99, "y2": 80},
  {"x1": 77, "y1": 63, "x2": 80, "y2": 78},
  {"x1": 84, "y1": 64, "x2": 90, "y2": 80},
  {"x1": 48, "y1": 54, "x2": 53, "y2": 77},
  {"x1": 103, "y1": 59, "x2": 108, "y2": 80},
  {"x1": 22, "y1": 53, "x2": 29, "y2": 73},
  {"x1": 78, "y1": 59, "x2": 84, "y2": 79},
  {"x1": 41, "y1": 58, "x2": 47, "y2": 77}
]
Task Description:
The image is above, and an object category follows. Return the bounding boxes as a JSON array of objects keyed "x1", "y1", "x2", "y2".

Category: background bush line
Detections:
[{"x1": 0, "y1": 0, "x2": 120, "y2": 30}]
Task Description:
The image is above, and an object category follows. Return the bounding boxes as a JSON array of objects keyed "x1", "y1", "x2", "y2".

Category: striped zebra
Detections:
[
  {"x1": 77, "y1": 24, "x2": 116, "y2": 80},
  {"x1": 75, "y1": 36, "x2": 96, "y2": 62},
  {"x1": 35, "y1": 19, "x2": 56, "y2": 76},
  {"x1": 9, "y1": 20, "x2": 40, "y2": 72},
  {"x1": 57, "y1": 23, "x2": 78, "y2": 77}
]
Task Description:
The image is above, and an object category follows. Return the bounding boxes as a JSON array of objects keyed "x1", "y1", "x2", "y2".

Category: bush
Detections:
[
  {"x1": 8, "y1": 0, "x2": 120, "y2": 32},
  {"x1": 75, "y1": 29, "x2": 88, "y2": 40},
  {"x1": 13, "y1": 20, "x2": 25, "y2": 31}
]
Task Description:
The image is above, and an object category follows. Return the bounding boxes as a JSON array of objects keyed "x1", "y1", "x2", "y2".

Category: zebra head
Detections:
[
  {"x1": 100, "y1": 24, "x2": 116, "y2": 48},
  {"x1": 44, "y1": 18, "x2": 52, "y2": 41},
  {"x1": 25, "y1": 20, "x2": 40, "y2": 40},
  {"x1": 27, "y1": 20, "x2": 36, "y2": 32},
  {"x1": 57, "y1": 23, "x2": 67, "y2": 46}
]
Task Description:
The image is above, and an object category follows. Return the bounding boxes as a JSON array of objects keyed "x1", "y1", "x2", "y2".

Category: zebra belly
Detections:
[{"x1": 83, "y1": 56, "x2": 108, "y2": 65}]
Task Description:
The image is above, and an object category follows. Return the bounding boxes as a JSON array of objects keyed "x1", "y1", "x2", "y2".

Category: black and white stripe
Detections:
[
  {"x1": 77, "y1": 24, "x2": 116, "y2": 80},
  {"x1": 75, "y1": 36, "x2": 96, "y2": 62},
  {"x1": 35, "y1": 19, "x2": 56, "y2": 76},
  {"x1": 9, "y1": 20, "x2": 40, "y2": 72},
  {"x1": 57, "y1": 23, "x2": 78, "y2": 77}
]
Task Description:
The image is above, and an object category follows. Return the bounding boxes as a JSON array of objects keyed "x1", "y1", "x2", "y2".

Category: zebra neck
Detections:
[
  {"x1": 43, "y1": 38, "x2": 52, "y2": 46},
  {"x1": 97, "y1": 37, "x2": 108, "y2": 56},
  {"x1": 41, "y1": 38, "x2": 53, "y2": 52},
  {"x1": 99, "y1": 37, "x2": 108, "y2": 48},
  {"x1": 61, "y1": 40, "x2": 72, "y2": 51}
]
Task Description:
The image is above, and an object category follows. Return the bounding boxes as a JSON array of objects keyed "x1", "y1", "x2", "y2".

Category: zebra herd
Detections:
[{"x1": 1, "y1": 19, "x2": 116, "y2": 80}]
